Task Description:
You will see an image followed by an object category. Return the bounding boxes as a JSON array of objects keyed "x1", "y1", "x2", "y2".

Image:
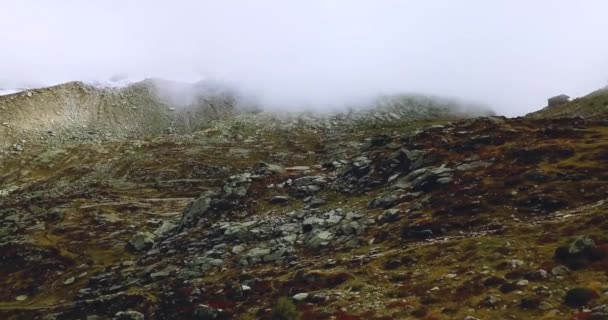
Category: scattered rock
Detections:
[
  {"x1": 193, "y1": 257, "x2": 224, "y2": 271},
  {"x1": 154, "y1": 222, "x2": 176, "y2": 237},
  {"x1": 129, "y1": 231, "x2": 155, "y2": 251},
  {"x1": 270, "y1": 196, "x2": 290, "y2": 205},
  {"x1": 114, "y1": 310, "x2": 145, "y2": 320},
  {"x1": 306, "y1": 230, "x2": 334, "y2": 249},
  {"x1": 401, "y1": 227, "x2": 434, "y2": 240},
  {"x1": 378, "y1": 208, "x2": 401, "y2": 223},
  {"x1": 193, "y1": 304, "x2": 224, "y2": 320},
  {"x1": 256, "y1": 162, "x2": 285, "y2": 175},
  {"x1": 291, "y1": 175, "x2": 328, "y2": 197},
  {"x1": 150, "y1": 270, "x2": 171, "y2": 279},
  {"x1": 292, "y1": 292, "x2": 309, "y2": 301},
  {"x1": 368, "y1": 193, "x2": 402, "y2": 209},
  {"x1": 569, "y1": 235, "x2": 596, "y2": 254},
  {"x1": 555, "y1": 235, "x2": 605, "y2": 269},
  {"x1": 223, "y1": 173, "x2": 253, "y2": 198},
  {"x1": 499, "y1": 282, "x2": 520, "y2": 294},
  {"x1": 63, "y1": 277, "x2": 75, "y2": 285},
  {"x1": 456, "y1": 160, "x2": 492, "y2": 171},
  {"x1": 232, "y1": 245, "x2": 246, "y2": 254},
  {"x1": 179, "y1": 191, "x2": 216, "y2": 230},
  {"x1": 564, "y1": 287, "x2": 599, "y2": 308},
  {"x1": 551, "y1": 265, "x2": 570, "y2": 276},
  {"x1": 306, "y1": 197, "x2": 326, "y2": 208}
]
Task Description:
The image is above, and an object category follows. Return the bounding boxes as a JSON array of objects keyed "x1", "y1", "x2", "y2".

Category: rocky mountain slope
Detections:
[
  {"x1": 1, "y1": 88, "x2": 608, "y2": 320},
  {"x1": 527, "y1": 87, "x2": 608, "y2": 120},
  {"x1": 0, "y1": 80, "x2": 490, "y2": 154},
  {"x1": 0, "y1": 79, "x2": 244, "y2": 150}
]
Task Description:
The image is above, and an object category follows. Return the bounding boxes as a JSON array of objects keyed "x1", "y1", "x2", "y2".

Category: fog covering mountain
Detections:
[
  {"x1": 0, "y1": 79, "x2": 494, "y2": 151},
  {"x1": 2, "y1": 1, "x2": 608, "y2": 116}
]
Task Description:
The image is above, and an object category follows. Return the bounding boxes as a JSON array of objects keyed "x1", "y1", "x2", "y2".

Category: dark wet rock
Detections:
[
  {"x1": 270, "y1": 195, "x2": 290, "y2": 205},
  {"x1": 401, "y1": 227, "x2": 434, "y2": 240},
  {"x1": 411, "y1": 306, "x2": 429, "y2": 318},
  {"x1": 483, "y1": 276, "x2": 506, "y2": 287},
  {"x1": 564, "y1": 287, "x2": 599, "y2": 308},
  {"x1": 382, "y1": 148, "x2": 426, "y2": 174},
  {"x1": 554, "y1": 235, "x2": 605, "y2": 269},
  {"x1": 520, "y1": 297, "x2": 541, "y2": 310},
  {"x1": 383, "y1": 258, "x2": 403, "y2": 270},
  {"x1": 499, "y1": 282, "x2": 520, "y2": 294}
]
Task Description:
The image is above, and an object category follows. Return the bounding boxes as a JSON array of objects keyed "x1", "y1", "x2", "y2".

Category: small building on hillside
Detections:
[{"x1": 548, "y1": 94, "x2": 570, "y2": 107}]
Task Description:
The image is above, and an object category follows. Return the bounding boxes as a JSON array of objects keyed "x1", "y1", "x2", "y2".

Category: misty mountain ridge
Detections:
[{"x1": 0, "y1": 79, "x2": 494, "y2": 151}]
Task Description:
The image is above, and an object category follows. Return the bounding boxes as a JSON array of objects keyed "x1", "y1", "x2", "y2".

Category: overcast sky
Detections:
[{"x1": 1, "y1": 0, "x2": 607, "y2": 116}]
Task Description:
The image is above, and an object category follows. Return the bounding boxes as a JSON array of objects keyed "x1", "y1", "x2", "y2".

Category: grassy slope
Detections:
[
  {"x1": 527, "y1": 88, "x2": 608, "y2": 120},
  {"x1": 0, "y1": 114, "x2": 606, "y2": 319}
]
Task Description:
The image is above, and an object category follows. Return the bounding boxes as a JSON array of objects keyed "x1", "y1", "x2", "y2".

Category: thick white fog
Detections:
[{"x1": 1, "y1": 0, "x2": 607, "y2": 116}]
